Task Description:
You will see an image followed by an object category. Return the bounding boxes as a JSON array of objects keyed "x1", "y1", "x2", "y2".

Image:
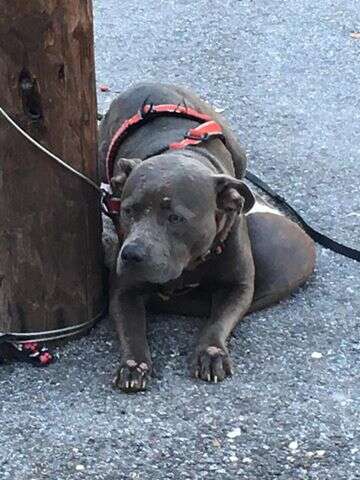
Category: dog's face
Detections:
[{"x1": 112, "y1": 154, "x2": 254, "y2": 284}]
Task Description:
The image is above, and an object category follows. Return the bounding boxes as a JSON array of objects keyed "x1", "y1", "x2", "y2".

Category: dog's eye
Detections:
[{"x1": 168, "y1": 213, "x2": 185, "y2": 224}]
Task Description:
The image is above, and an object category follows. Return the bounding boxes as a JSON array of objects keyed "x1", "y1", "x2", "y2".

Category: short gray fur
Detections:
[{"x1": 0, "y1": 0, "x2": 359, "y2": 479}]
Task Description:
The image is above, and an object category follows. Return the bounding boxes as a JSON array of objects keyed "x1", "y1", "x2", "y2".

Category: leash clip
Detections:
[{"x1": 101, "y1": 189, "x2": 122, "y2": 217}]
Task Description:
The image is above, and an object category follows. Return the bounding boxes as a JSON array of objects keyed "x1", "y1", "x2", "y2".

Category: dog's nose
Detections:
[{"x1": 121, "y1": 243, "x2": 146, "y2": 264}]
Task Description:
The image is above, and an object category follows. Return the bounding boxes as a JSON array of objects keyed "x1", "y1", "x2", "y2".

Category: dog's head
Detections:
[{"x1": 111, "y1": 153, "x2": 254, "y2": 284}]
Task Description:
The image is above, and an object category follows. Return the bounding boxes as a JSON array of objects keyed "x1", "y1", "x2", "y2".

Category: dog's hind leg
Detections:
[{"x1": 246, "y1": 210, "x2": 316, "y2": 313}]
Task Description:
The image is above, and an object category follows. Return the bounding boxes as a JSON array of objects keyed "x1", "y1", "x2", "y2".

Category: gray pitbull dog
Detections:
[{"x1": 99, "y1": 83, "x2": 315, "y2": 393}]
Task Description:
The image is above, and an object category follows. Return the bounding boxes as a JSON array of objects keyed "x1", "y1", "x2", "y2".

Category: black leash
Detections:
[
  {"x1": 245, "y1": 171, "x2": 360, "y2": 262},
  {"x1": 1, "y1": 104, "x2": 358, "y2": 264}
]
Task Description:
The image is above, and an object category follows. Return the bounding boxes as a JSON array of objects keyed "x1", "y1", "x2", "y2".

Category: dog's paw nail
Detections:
[
  {"x1": 114, "y1": 360, "x2": 151, "y2": 392},
  {"x1": 192, "y1": 346, "x2": 232, "y2": 384}
]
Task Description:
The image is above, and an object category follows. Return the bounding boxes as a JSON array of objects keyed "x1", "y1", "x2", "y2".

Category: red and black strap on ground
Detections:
[{"x1": 0, "y1": 338, "x2": 54, "y2": 366}]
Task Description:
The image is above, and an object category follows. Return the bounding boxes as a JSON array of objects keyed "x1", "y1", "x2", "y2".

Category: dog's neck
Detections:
[
  {"x1": 186, "y1": 206, "x2": 241, "y2": 271},
  {"x1": 175, "y1": 146, "x2": 229, "y2": 175}
]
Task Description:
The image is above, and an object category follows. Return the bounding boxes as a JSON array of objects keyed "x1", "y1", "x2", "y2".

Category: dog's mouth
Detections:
[
  {"x1": 117, "y1": 253, "x2": 185, "y2": 285},
  {"x1": 117, "y1": 232, "x2": 216, "y2": 285}
]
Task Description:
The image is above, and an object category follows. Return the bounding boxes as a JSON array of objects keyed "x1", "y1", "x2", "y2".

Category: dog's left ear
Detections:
[
  {"x1": 110, "y1": 158, "x2": 142, "y2": 197},
  {"x1": 213, "y1": 175, "x2": 255, "y2": 214}
]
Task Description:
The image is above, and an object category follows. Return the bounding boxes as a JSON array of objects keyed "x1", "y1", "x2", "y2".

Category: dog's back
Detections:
[{"x1": 98, "y1": 83, "x2": 247, "y2": 183}]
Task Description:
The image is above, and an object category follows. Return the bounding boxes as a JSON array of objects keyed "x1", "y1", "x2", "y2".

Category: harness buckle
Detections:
[
  {"x1": 101, "y1": 189, "x2": 121, "y2": 217},
  {"x1": 185, "y1": 132, "x2": 208, "y2": 141},
  {"x1": 185, "y1": 120, "x2": 224, "y2": 142}
]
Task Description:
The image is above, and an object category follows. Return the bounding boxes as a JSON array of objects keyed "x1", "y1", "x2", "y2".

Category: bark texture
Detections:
[{"x1": 0, "y1": 1, "x2": 104, "y2": 334}]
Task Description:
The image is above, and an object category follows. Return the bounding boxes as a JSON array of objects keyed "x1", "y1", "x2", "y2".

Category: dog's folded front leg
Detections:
[
  {"x1": 110, "y1": 284, "x2": 151, "y2": 393},
  {"x1": 190, "y1": 282, "x2": 254, "y2": 383}
]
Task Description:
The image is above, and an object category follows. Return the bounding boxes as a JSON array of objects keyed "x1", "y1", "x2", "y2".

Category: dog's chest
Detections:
[
  {"x1": 157, "y1": 281, "x2": 199, "y2": 301},
  {"x1": 156, "y1": 270, "x2": 204, "y2": 301}
]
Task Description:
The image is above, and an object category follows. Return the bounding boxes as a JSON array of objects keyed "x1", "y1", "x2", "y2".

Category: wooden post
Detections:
[{"x1": 0, "y1": 1, "x2": 104, "y2": 339}]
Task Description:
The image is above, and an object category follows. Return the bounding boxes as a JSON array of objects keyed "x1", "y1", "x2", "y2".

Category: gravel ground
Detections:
[{"x1": 1, "y1": 1, "x2": 359, "y2": 479}]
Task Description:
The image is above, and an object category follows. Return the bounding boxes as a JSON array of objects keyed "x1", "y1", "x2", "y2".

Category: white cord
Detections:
[{"x1": 0, "y1": 106, "x2": 102, "y2": 194}]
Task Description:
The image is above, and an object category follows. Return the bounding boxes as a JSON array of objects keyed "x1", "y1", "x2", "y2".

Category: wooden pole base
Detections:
[{"x1": 0, "y1": 1, "x2": 105, "y2": 338}]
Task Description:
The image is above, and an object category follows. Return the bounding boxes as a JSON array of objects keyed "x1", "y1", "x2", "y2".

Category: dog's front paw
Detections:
[
  {"x1": 113, "y1": 359, "x2": 151, "y2": 393},
  {"x1": 191, "y1": 345, "x2": 233, "y2": 383}
]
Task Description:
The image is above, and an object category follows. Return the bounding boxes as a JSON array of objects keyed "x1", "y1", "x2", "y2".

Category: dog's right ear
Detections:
[{"x1": 110, "y1": 158, "x2": 142, "y2": 197}]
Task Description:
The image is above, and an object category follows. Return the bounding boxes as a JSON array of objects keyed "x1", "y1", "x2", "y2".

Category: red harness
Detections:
[{"x1": 103, "y1": 103, "x2": 224, "y2": 218}]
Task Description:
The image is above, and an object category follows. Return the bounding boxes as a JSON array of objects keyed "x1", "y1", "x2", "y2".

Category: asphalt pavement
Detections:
[{"x1": 1, "y1": 1, "x2": 359, "y2": 479}]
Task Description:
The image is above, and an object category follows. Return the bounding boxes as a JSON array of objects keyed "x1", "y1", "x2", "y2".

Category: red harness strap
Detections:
[
  {"x1": 105, "y1": 103, "x2": 224, "y2": 183},
  {"x1": 102, "y1": 104, "x2": 225, "y2": 224},
  {"x1": 169, "y1": 120, "x2": 223, "y2": 150}
]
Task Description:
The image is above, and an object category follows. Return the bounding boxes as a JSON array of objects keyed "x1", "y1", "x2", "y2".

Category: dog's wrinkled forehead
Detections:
[{"x1": 122, "y1": 156, "x2": 216, "y2": 212}]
